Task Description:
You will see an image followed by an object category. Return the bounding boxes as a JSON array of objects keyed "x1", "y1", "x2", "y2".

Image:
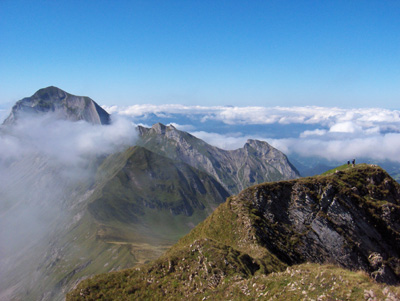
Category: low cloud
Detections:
[
  {"x1": 329, "y1": 121, "x2": 362, "y2": 133},
  {"x1": 0, "y1": 114, "x2": 137, "y2": 165},
  {"x1": 190, "y1": 131, "x2": 251, "y2": 150},
  {"x1": 268, "y1": 133, "x2": 400, "y2": 163},
  {"x1": 168, "y1": 123, "x2": 196, "y2": 132},
  {"x1": 0, "y1": 113, "x2": 137, "y2": 289}
]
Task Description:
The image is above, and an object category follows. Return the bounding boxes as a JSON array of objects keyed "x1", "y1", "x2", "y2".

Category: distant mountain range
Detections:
[{"x1": 0, "y1": 87, "x2": 300, "y2": 300}]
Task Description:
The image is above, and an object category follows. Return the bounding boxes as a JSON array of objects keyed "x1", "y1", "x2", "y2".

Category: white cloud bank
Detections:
[
  {"x1": 189, "y1": 129, "x2": 400, "y2": 163},
  {"x1": 0, "y1": 114, "x2": 137, "y2": 165},
  {"x1": 268, "y1": 134, "x2": 400, "y2": 162},
  {"x1": 104, "y1": 104, "x2": 400, "y2": 130},
  {"x1": 105, "y1": 104, "x2": 400, "y2": 162}
]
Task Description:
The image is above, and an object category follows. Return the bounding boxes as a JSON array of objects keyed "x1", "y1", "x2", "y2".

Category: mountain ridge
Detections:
[
  {"x1": 138, "y1": 122, "x2": 300, "y2": 194},
  {"x1": 67, "y1": 164, "x2": 400, "y2": 300}
]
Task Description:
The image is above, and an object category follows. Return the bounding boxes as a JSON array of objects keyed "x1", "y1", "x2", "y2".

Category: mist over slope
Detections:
[
  {"x1": 0, "y1": 87, "x2": 137, "y2": 299},
  {"x1": 0, "y1": 112, "x2": 137, "y2": 300}
]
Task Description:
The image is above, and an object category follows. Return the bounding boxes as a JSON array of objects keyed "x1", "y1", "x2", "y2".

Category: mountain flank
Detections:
[
  {"x1": 138, "y1": 123, "x2": 300, "y2": 194},
  {"x1": 3, "y1": 86, "x2": 110, "y2": 125},
  {"x1": 68, "y1": 164, "x2": 400, "y2": 299},
  {"x1": 87, "y1": 145, "x2": 230, "y2": 241}
]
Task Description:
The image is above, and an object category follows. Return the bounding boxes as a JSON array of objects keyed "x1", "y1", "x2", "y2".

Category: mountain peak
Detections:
[
  {"x1": 244, "y1": 139, "x2": 272, "y2": 149},
  {"x1": 151, "y1": 122, "x2": 176, "y2": 134},
  {"x1": 3, "y1": 87, "x2": 110, "y2": 125},
  {"x1": 32, "y1": 86, "x2": 68, "y2": 100},
  {"x1": 151, "y1": 122, "x2": 167, "y2": 134}
]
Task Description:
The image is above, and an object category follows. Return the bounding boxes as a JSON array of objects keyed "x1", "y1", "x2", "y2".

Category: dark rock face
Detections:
[
  {"x1": 240, "y1": 165, "x2": 400, "y2": 284},
  {"x1": 3, "y1": 86, "x2": 110, "y2": 125}
]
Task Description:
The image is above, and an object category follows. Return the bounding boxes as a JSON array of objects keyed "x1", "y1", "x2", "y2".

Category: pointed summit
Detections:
[{"x1": 3, "y1": 86, "x2": 110, "y2": 125}]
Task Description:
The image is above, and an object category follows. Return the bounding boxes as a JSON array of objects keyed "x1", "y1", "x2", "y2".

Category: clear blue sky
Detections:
[{"x1": 1, "y1": 0, "x2": 399, "y2": 108}]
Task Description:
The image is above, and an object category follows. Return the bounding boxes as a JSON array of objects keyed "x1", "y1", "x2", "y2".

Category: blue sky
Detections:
[{"x1": 1, "y1": 0, "x2": 399, "y2": 108}]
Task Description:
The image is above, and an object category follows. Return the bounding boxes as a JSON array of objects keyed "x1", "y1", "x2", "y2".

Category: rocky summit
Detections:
[
  {"x1": 2, "y1": 86, "x2": 110, "y2": 125},
  {"x1": 68, "y1": 164, "x2": 400, "y2": 300}
]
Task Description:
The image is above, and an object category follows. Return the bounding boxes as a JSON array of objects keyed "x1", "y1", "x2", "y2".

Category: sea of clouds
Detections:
[{"x1": 104, "y1": 104, "x2": 400, "y2": 163}]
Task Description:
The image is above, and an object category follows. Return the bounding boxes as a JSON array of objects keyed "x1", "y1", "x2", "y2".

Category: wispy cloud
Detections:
[{"x1": 0, "y1": 114, "x2": 137, "y2": 165}]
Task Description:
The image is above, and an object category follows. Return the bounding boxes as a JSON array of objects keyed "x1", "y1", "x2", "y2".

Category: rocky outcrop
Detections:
[
  {"x1": 3, "y1": 86, "x2": 110, "y2": 125},
  {"x1": 238, "y1": 164, "x2": 400, "y2": 284},
  {"x1": 138, "y1": 123, "x2": 300, "y2": 194}
]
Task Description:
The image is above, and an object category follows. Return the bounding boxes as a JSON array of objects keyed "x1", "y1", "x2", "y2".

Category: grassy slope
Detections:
[
  {"x1": 321, "y1": 163, "x2": 356, "y2": 175},
  {"x1": 88, "y1": 146, "x2": 229, "y2": 242},
  {"x1": 67, "y1": 245, "x2": 400, "y2": 300}
]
